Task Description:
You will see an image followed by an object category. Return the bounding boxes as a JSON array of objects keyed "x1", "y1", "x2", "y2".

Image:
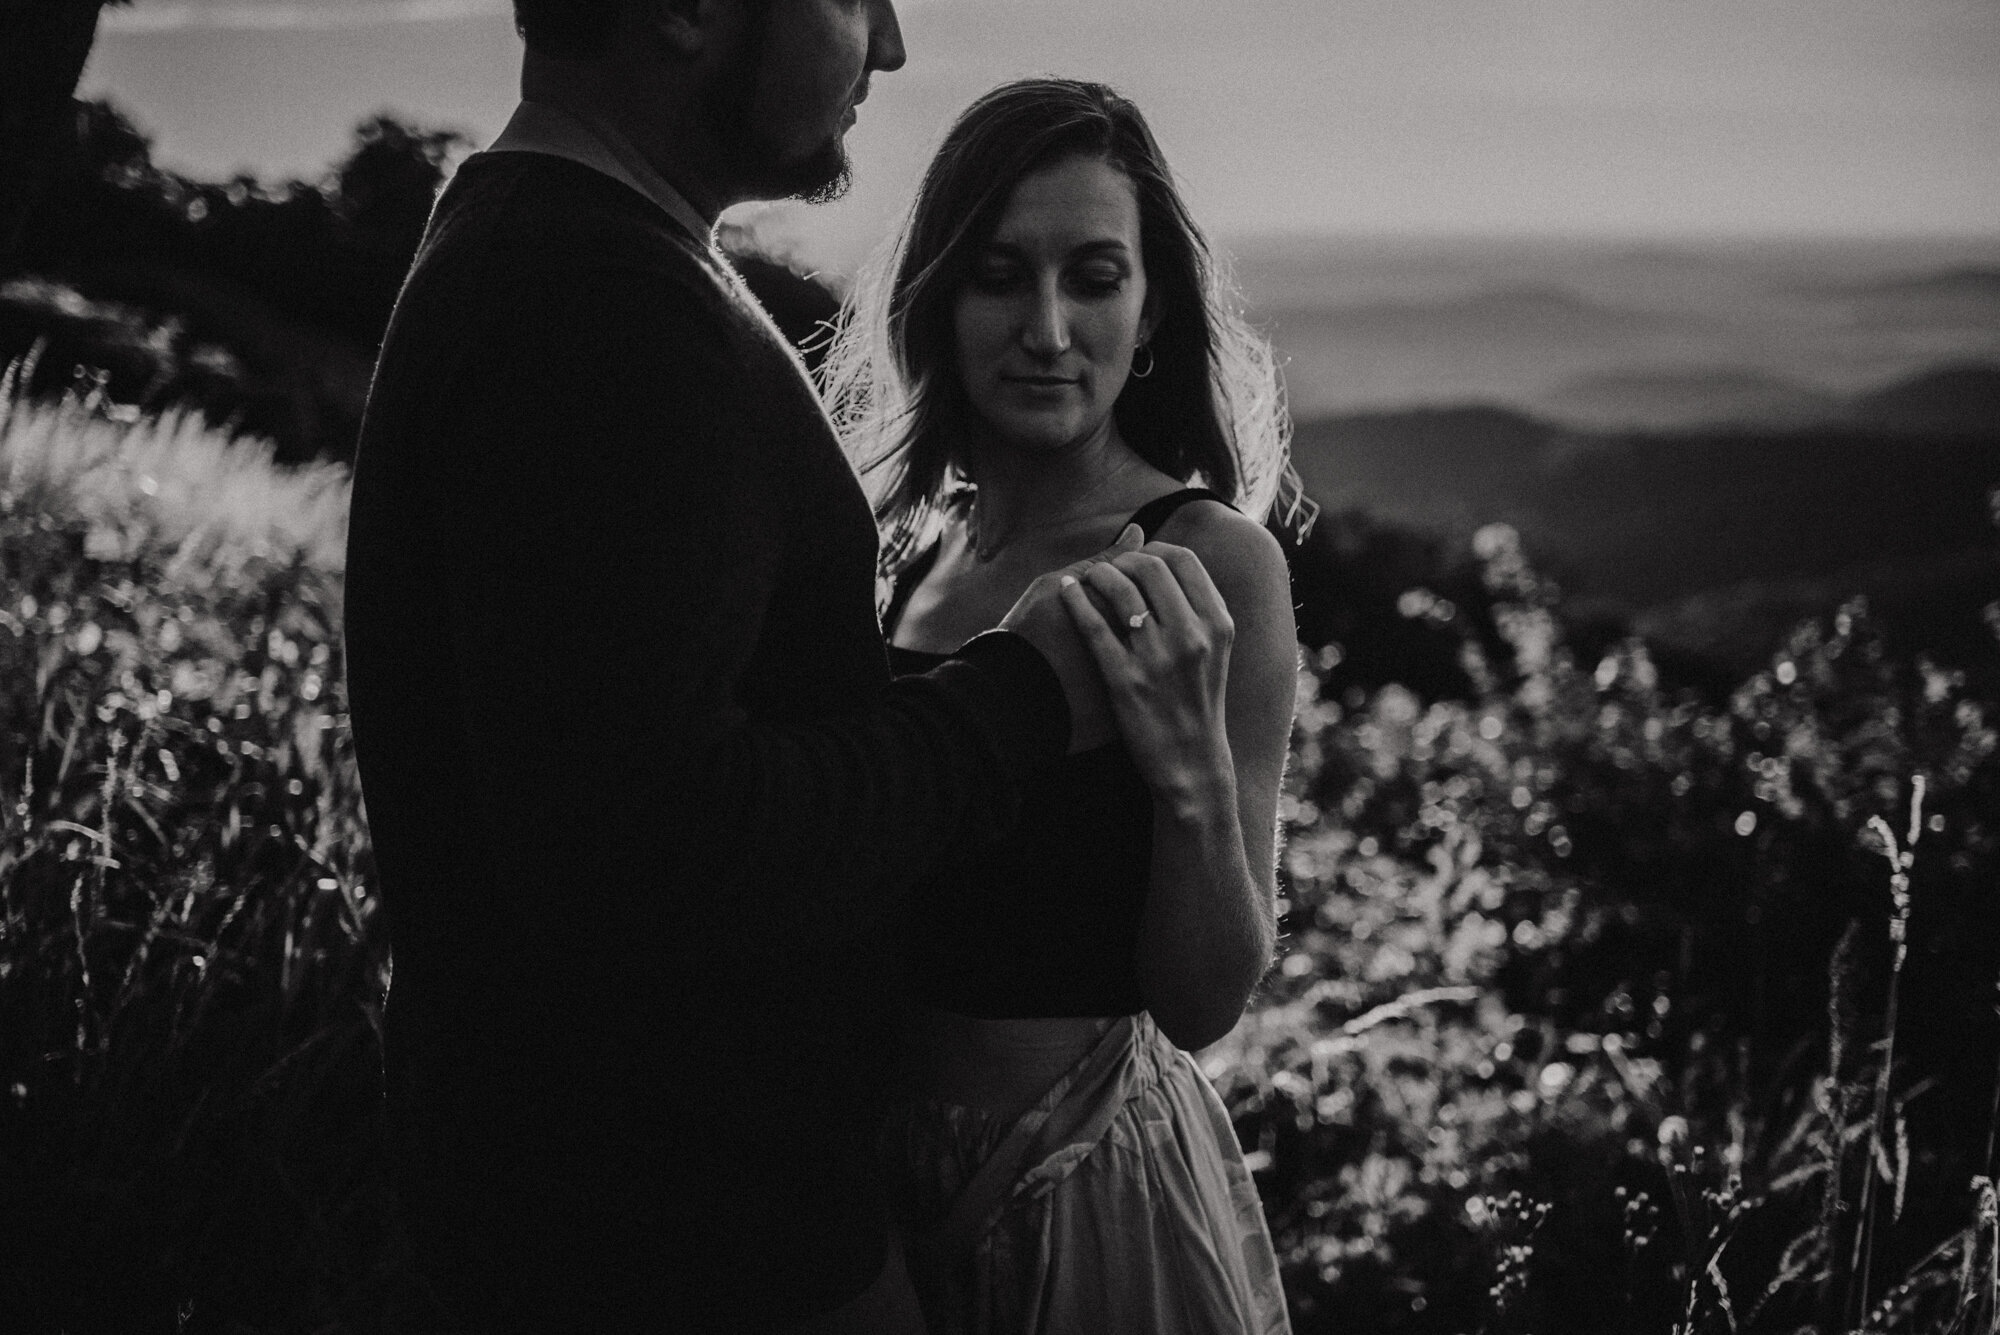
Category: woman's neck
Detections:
[{"x1": 960, "y1": 424, "x2": 1157, "y2": 563}]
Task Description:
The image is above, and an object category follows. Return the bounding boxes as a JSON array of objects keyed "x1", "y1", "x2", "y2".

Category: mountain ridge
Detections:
[{"x1": 1288, "y1": 383, "x2": 2000, "y2": 669}]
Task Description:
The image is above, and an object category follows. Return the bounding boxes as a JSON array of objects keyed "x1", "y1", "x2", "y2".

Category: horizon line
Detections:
[{"x1": 1214, "y1": 225, "x2": 2000, "y2": 249}]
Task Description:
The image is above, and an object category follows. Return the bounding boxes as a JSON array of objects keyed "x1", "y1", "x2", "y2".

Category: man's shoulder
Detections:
[
  {"x1": 401, "y1": 155, "x2": 763, "y2": 359},
  {"x1": 424, "y1": 153, "x2": 722, "y2": 302},
  {"x1": 377, "y1": 153, "x2": 820, "y2": 440},
  {"x1": 440, "y1": 151, "x2": 676, "y2": 235}
]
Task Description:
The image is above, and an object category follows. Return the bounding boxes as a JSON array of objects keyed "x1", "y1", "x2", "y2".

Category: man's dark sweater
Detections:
[{"x1": 342, "y1": 152, "x2": 1067, "y2": 1329}]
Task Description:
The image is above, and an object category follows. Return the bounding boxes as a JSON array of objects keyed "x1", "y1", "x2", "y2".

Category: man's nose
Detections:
[
  {"x1": 1019, "y1": 284, "x2": 1069, "y2": 358},
  {"x1": 869, "y1": 0, "x2": 907, "y2": 73}
]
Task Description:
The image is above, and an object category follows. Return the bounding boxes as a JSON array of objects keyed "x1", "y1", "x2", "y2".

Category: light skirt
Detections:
[{"x1": 882, "y1": 1011, "x2": 1292, "y2": 1335}]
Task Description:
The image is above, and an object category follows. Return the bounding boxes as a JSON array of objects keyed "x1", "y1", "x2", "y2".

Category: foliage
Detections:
[
  {"x1": 0, "y1": 0, "x2": 126, "y2": 265},
  {"x1": 22, "y1": 100, "x2": 470, "y2": 354},
  {"x1": 6, "y1": 101, "x2": 846, "y2": 466},
  {"x1": 1207, "y1": 523, "x2": 2000, "y2": 1332},
  {"x1": 3, "y1": 100, "x2": 464, "y2": 465},
  {"x1": 330, "y1": 116, "x2": 473, "y2": 240}
]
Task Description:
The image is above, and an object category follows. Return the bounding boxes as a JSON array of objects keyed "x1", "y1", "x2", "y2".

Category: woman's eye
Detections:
[{"x1": 1071, "y1": 268, "x2": 1126, "y2": 296}]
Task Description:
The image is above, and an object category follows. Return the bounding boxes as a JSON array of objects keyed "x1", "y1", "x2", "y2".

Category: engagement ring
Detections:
[{"x1": 1127, "y1": 610, "x2": 1151, "y2": 630}]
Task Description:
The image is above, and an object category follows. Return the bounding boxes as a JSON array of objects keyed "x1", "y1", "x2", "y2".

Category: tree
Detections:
[
  {"x1": 0, "y1": 0, "x2": 127, "y2": 271},
  {"x1": 331, "y1": 114, "x2": 471, "y2": 244}
]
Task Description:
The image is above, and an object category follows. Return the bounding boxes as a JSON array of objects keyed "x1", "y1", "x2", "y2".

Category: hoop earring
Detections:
[{"x1": 1130, "y1": 343, "x2": 1155, "y2": 379}]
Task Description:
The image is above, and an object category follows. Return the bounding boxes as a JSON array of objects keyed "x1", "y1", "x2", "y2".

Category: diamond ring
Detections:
[{"x1": 1127, "y1": 610, "x2": 1151, "y2": 630}]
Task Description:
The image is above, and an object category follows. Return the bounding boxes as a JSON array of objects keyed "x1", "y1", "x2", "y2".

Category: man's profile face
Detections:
[{"x1": 702, "y1": 0, "x2": 906, "y2": 204}]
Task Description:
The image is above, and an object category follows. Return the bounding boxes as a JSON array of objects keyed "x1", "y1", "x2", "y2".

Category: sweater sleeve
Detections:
[{"x1": 428, "y1": 253, "x2": 1066, "y2": 956}]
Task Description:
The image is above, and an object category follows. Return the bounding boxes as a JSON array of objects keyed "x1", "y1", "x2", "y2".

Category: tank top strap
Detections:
[{"x1": 1124, "y1": 486, "x2": 1230, "y2": 540}]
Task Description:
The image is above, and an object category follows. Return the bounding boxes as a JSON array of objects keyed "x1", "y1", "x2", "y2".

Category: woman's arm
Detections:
[{"x1": 1064, "y1": 504, "x2": 1298, "y2": 1051}]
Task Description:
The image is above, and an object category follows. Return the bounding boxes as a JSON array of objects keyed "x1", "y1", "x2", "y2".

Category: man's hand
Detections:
[
  {"x1": 1057, "y1": 540, "x2": 1236, "y2": 804},
  {"x1": 1000, "y1": 525, "x2": 1235, "y2": 759},
  {"x1": 997, "y1": 523, "x2": 1145, "y2": 752}
]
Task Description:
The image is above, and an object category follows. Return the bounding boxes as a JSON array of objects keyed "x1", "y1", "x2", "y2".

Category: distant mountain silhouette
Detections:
[
  {"x1": 1849, "y1": 362, "x2": 2000, "y2": 435},
  {"x1": 1535, "y1": 368, "x2": 1843, "y2": 432},
  {"x1": 1519, "y1": 360, "x2": 2000, "y2": 435},
  {"x1": 1274, "y1": 283, "x2": 1696, "y2": 340},
  {"x1": 1632, "y1": 547, "x2": 2000, "y2": 687},
  {"x1": 1289, "y1": 403, "x2": 1999, "y2": 678},
  {"x1": 1824, "y1": 266, "x2": 2000, "y2": 333},
  {"x1": 1845, "y1": 266, "x2": 2000, "y2": 300},
  {"x1": 1288, "y1": 405, "x2": 1560, "y2": 536}
]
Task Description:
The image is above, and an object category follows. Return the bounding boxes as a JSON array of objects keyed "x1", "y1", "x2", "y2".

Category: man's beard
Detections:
[
  {"x1": 747, "y1": 134, "x2": 851, "y2": 206},
  {"x1": 699, "y1": 7, "x2": 854, "y2": 205},
  {"x1": 782, "y1": 143, "x2": 852, "y2": 207}
]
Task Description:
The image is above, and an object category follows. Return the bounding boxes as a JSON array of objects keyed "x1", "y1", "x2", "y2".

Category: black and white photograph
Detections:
[{"x1": 1, "y1": 0, "x2": 1996, "y2": 1331}]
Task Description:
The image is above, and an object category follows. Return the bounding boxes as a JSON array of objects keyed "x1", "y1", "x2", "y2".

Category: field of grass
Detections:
[
  {"x1": 3, "y1": 378, "x2": 1997, "y2": 1333},
  {"x1": 0, "y1": 371, "x2": 394, "y2": 1331}
]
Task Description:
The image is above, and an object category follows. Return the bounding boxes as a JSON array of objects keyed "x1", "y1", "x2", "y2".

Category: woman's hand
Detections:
[{"x1": 1057, "y1": 541, "x2": 1237, "y2": 811}]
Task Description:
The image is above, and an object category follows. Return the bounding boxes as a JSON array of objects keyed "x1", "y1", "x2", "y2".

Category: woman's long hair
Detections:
[{"x1": 818, "y1": 77, "x2": 1315, "y2": 592}]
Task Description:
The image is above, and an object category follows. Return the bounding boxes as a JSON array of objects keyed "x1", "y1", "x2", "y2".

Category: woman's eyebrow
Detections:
[
  {"x1": 978, "y1": 237, "x2": 1133, "y2": 259},
  {"x1": 1068, "y1": 239, "x2": 1132, "y2": 259}
]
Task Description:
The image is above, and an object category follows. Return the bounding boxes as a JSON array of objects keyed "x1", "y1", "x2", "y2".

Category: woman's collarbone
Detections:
[
  {"x1": 897, "y1": 499, "x2": 1172, "y2": 651},
  {"x1": 898, "y1": 552, "x2": 1041, "y2": 650}
]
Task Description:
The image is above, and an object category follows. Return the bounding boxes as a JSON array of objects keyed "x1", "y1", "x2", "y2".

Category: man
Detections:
[{"x1": 342, "y1": 1, "x2": 1230, "y2": 1328}]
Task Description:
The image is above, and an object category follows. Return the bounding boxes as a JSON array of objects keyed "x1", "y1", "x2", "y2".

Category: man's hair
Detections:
[
  {"x1": 514, "y1": 0, "x2": 625, "y2": 58},
  {"x1": 514, "y1": 0, "x2": 776, "y2": 60}
]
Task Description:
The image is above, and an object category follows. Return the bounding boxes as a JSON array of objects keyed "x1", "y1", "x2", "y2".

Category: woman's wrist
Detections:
[{"x1": 1150, "y1": 764, "x2": 1238, "y2": 825}]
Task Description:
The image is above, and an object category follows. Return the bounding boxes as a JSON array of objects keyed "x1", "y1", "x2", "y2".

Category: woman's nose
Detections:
[{"x1": 1018, "y1": 285, "x2": 1069, "y2": 359}]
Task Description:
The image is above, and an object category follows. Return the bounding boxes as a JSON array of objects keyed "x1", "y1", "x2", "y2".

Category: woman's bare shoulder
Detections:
[{"x1": 1152, "y1": 497, "x2": 1291, "y2": 612}]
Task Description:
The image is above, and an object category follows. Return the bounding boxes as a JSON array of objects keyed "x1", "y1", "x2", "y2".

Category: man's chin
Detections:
[
  {"x1": 779, "y1": 139, "x2": 852, "y2": 206},
  {"x1": 727, "y1": 140, "x2": 850, "y2": 206},
  {"x1": 702, "y1": 82, "x2": 854, "y2": 204}
]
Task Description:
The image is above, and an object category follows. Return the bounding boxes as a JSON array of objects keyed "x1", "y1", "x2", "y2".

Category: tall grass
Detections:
[
  {"x1": 0, "y1": 350, "x2": 349, "y2": 573},
  {"x1": 0, "y1": 372, "x2": 395, "y2": 1332}
]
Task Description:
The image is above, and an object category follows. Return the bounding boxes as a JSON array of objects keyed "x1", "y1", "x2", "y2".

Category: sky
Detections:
[{"x1": 84, "y1": 0, "x2": 2000, "y2": 274}]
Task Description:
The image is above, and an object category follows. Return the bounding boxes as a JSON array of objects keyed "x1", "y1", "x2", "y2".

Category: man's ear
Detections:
[{"x1": 639, "y1": 0, "x2": 725, "y2": 57}]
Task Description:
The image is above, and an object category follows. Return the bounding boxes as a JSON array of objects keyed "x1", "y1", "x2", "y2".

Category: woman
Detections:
[{"x1": 823, "y1": 78, "x2": 1310, "y2": 1333}]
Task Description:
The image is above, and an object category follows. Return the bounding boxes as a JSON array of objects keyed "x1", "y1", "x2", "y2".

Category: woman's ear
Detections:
[{"x1": 1137, "y1": 285, "x2": 1162, "y2": 348}]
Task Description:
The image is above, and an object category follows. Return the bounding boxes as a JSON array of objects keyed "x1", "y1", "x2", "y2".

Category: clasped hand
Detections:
[{"x1": 998, "y1": 524, "x2": 1236, "y2": 794}]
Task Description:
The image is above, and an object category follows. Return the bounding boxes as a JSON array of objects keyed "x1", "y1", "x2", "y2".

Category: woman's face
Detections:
[{"x1": 951, "y1": 154, "x2": 1156, "y2": 457}]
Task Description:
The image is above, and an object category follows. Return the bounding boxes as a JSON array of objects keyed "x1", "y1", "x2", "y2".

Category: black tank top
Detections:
[{"x1": 886, "y1": 488, "x2": 1226, "y2": 1017}]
